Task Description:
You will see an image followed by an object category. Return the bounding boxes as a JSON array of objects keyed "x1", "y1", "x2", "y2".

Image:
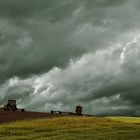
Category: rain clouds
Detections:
[{"x1": 0, "y1": 0, "x2": 140, "y2": 116}]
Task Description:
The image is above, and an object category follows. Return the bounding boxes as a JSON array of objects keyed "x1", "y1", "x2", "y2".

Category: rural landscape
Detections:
[
  {"x1": 1, "y1": 0, "x2": 140, "y2": 139},
  {"x1": 0, "y1": 113, "x2": 140, "y2": 140},
  {"x1": 0, "y1": 100, "x2": 140, "y2": 140}
]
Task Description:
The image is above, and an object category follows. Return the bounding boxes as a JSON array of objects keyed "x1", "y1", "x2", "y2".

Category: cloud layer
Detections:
[{"x1": 0, "y1": 0, "x2": 140, "y2": 115}]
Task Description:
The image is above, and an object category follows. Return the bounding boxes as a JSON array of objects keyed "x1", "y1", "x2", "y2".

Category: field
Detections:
[
  {"x1": 0, "y1": 111, "x2": 61, "y2": 123},
  {"x1": 0, "y1": 115, "x2": 140, "y2": 140}
]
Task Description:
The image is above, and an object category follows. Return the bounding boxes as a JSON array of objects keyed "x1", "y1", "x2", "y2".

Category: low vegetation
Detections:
[{"x1": 0, "y1": 116, "x2": 140, "y2": 140}]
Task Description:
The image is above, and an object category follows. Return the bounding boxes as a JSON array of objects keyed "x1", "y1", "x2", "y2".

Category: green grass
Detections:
[{"x1": 0, "y1": 116, "x2": 140, "y2": 140}]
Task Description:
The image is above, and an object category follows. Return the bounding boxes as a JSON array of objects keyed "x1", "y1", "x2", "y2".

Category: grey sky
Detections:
[{"x1": 0, "y1": 0, "x2": 140, "y2": 116}]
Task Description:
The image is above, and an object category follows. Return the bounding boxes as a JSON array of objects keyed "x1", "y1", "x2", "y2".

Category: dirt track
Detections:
[{"x1": 0, "y1": 111, "x2": 61, "y2": 123}]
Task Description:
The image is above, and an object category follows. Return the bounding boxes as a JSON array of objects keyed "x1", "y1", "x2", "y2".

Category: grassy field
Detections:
[{"x1": 0, "y1": 116, "x2": 140, "y2": 140}]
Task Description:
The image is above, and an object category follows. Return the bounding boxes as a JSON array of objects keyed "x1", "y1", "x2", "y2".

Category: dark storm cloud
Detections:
[
  {"x1": 0, "y1": 0, "x2": 84, "y2": 83},
  {"x1": 0, "y1": 0, "x2": 128, "y2": 17},
  {"x1": 84, "y1": 0, "x2": 129, "y2": 8},
  {"x1": 0, "y1": 0, "x2": 58, "y2": 18},
  {"x1": 0, "y1": 0, "x2": 80, "y2": 21},
  {"x1": 0, "y1": 0, "x2": 132, "y2": 83},
  {"x1": 0, "y1": 0, "x2": 140, "y2": 116}
]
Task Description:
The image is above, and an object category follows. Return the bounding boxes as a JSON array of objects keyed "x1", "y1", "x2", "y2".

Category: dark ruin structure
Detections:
[
  {"x1": 50, "y1": 105, "x2": 84, "y2": 116},
  {"x1": 0, "y1": 100, "x2": 25, "y2": 112},
  {"x1": 75, "y1": 105, "x2": 82, "y2": 115},
  {"x1": 0, "y1": 100, "x2": 92, "y2": 116},
  {"x1": 4, "y1": 100, "x2": 17, "y2": 111}
]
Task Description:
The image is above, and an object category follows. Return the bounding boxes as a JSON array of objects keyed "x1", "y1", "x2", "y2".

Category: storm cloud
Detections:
[{"x1": 0, "y1": 0, "x2": 140, "y2": 116}]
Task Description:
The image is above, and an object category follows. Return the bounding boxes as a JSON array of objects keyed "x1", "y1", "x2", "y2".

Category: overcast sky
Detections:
[{"x1": 0, "y1": 0, "x2": 140, "y2": 116}]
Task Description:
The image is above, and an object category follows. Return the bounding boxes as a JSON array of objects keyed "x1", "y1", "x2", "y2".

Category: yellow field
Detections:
[{"x1": 0, "y1": 116, "x2": 140, "y2": 140}]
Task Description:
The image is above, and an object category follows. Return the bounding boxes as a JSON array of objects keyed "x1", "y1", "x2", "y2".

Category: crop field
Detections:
[{"x1": 0, "y1": 116, "x2": 140, "y2": 140}]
